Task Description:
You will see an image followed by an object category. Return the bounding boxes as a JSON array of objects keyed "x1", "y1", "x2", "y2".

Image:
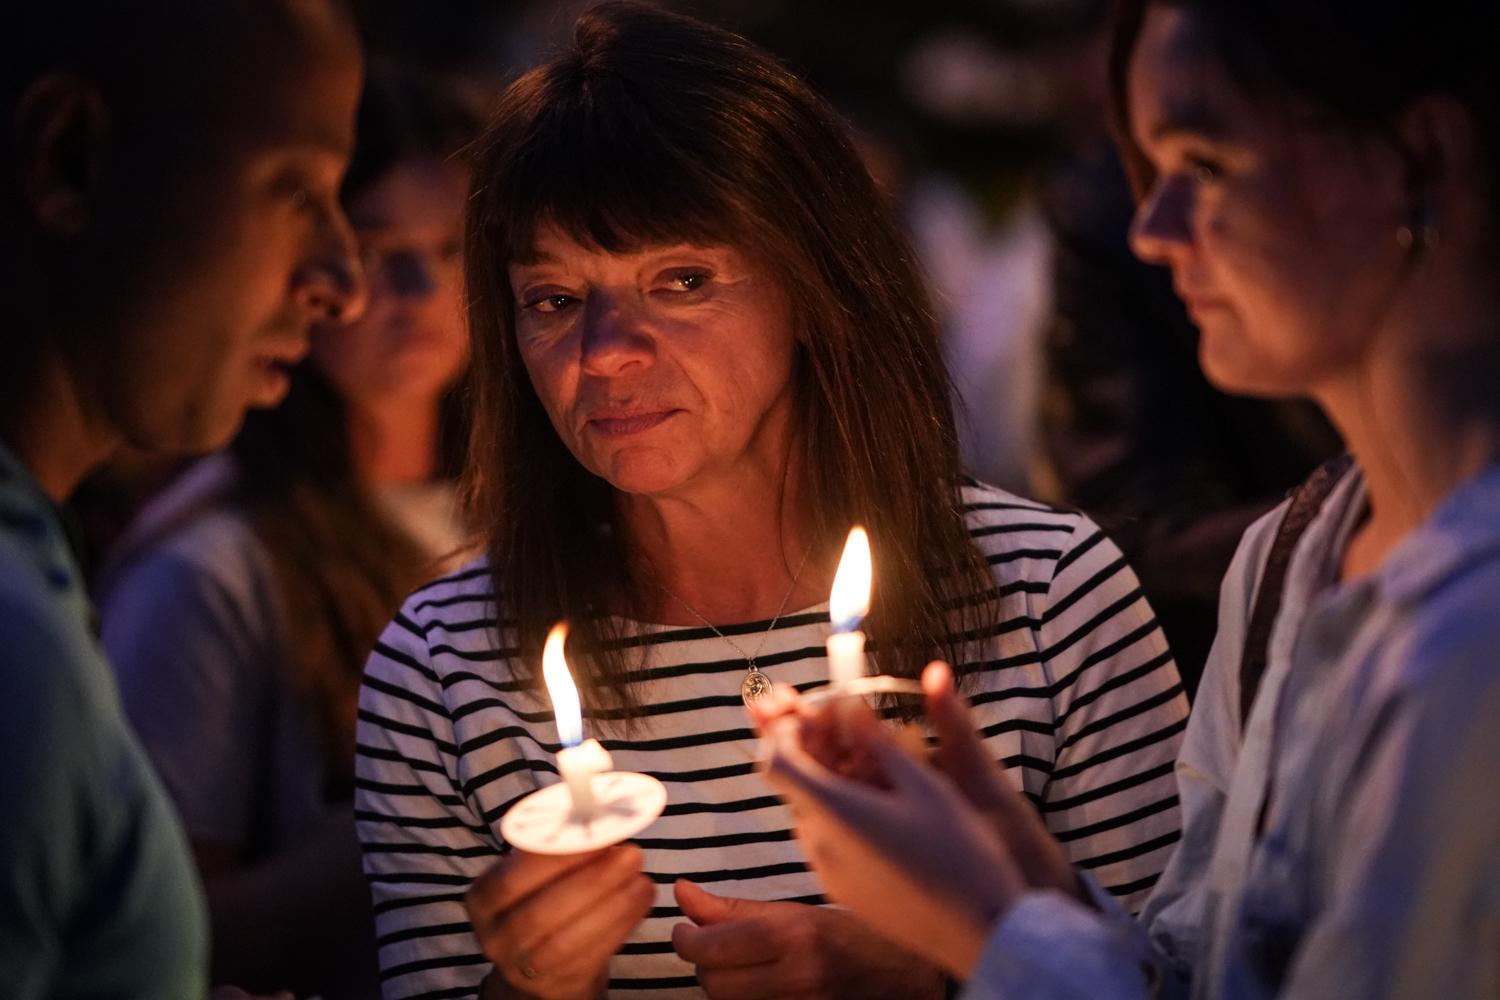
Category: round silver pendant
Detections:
[{"x1": 741, "y1": 669, "x2": 774, "y2": 706}]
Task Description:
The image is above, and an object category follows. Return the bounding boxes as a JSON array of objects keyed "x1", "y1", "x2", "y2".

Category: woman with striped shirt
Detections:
[{"x1": 354, "y1": 4, "x2": 1187, "y2": 999}]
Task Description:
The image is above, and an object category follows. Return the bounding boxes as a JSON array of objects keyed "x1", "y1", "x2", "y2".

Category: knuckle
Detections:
[
  {"x1": 808, "y1": 949, "x2": 834, "y2": 992},
  {"x1": 631, "y1": 875, "x2": 656, "y2": 913},
  {"x1": 697, "y1": 968, "x2": 727, "y2": 998},
  {"x1": 783, "y1": 914, "x2": 818, "y2": 953}
]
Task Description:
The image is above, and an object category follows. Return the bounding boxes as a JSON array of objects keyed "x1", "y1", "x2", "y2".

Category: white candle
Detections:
[
  {"x1": 826, "y1": 629, "x2": 867, "y2": 689},
  {"x1": 827, "y1": 526, "x2": 873, "y2": 688},
  {"x1": 556, "y1": 738, "x2": 612, "y2": 820},
  {"x1": 542, "y1": 623, "x2": 612, "y2": 821}
]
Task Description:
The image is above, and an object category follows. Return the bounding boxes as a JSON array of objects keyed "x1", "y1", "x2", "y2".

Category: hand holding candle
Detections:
[{"x1": 500, "y1": 623, "x2": 666, "y2": 855}]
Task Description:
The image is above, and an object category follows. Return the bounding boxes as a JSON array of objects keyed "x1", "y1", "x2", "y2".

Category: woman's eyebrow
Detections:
[{"x1": 1146, "y1": 101, "x2": 1233, "y2": 144}]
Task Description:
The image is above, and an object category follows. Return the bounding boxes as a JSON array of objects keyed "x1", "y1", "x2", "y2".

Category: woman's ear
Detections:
[
  {"x1": 13, "y1": 73, "x2": 112, "y2": 237},
  {"x1": 1390, "y1": 95, "x2": 1482, "y2": 252}
]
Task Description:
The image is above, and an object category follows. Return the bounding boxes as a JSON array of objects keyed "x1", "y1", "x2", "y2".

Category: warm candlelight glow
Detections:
[
  {"x1": 830, "y1": 526, "x2": 872, "y2": 633},
  {"x1": 500, "y1": 620, "x2": 666, "y2": 852},
  {"x1": 543, "y1": 622, "x2": 583, "y2": 747}
]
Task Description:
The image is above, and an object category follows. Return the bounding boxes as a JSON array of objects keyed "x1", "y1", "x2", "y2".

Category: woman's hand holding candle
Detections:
[
  {"x1": 468, "y1": 846, "x2": 654, "y2": 1000},
  {"x1": 470, "y1": 623, "x2": 662, "y2": 997},
  {"x1": 755, "y1": 662, "x2": 1086, "y2": 979}
]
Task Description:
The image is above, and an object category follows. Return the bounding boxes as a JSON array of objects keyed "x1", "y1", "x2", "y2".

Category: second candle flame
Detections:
[
  {"x1": 542, "y1": 623, "x2": 583, "y2": 747},
  {"x1": 829, "y1": 526, "x2": 872, "y2": 633}
]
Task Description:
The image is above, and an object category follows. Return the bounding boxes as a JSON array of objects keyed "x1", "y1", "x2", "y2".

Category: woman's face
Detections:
[
  {"x1": 1126, "y1": 6, "x2": 1410, "y2": 397},
  {"x1": 311, "y1": 157, "x2": 469, "y2": 408},
  {"x1": 510, "y1": 226, "x2": 799, "y2": 498}
]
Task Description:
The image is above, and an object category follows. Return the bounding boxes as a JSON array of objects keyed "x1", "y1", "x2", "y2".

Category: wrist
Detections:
[{"x1": 479, "y1": 969, "x2": 606, "y2": 1000}]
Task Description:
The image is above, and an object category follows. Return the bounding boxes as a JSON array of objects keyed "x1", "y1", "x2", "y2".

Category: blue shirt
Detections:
[
  {"x1": 965, "y1": 460, "x2": 1500, "y2": 999},
  {"x1": 0, "y1": 441, "x2": 207, "y2": 999}
]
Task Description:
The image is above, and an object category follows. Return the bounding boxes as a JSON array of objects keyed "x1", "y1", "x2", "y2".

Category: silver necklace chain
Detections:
[{"x1": 659, "y1": 547, "x2": 812, "y2": 703}]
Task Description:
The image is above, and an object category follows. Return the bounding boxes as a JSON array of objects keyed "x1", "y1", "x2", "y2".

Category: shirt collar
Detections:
[
  {"x1": 0, "y1": 437, "x2": 83, "y2": 598},
  {"x1": 1379, "y1": 460, "x2": 1500, "y2": 604}
]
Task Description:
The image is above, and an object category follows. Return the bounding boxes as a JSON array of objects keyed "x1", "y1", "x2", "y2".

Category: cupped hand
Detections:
[
  {"x1": 466, "y1": 844, "x2": 654, "y2": 1000},
  {"x1": 917, "y1": 662, "x2": 1082, "y2": 899},
  {"x1": 671, "y1": 881, "x2": 945, "y2": 999},
  {"x1": 757, "y1": 663, "x2": 1082, "y2": 900},
  {"x1": 756, "y1": 664, "x2": 1029, "y2": 979}
]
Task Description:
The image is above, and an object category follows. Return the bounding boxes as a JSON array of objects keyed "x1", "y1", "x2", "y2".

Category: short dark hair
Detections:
[
  {"x1": 463, "y1": 0, "x2": 996, "y2": 716},
  {"x1": 1108, "y1": 0, "x2": 1500, "y2": 206},
  {"x1": 2, "y1": 0, "x2": 355, "y2": 376}
]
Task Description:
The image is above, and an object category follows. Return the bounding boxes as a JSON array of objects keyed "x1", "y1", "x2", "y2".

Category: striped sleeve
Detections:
[
  {"x1": 1035, "y1": 516, "x2": 1188, "y2": 913},
  {"x1": 356, "y1": 608, "x2": 495, "y2": 1000}
]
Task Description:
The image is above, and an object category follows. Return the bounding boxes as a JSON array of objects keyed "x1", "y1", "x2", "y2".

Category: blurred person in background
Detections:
[
  {"x1": 96, "y1": 67, "x2": 475, "y2": 1000},
  {"x1": 0, "y1": 1, "x2": 365, "y2": 996},
  {"x1": 762, "y1": 0, "x2": 1500, "y2": 997},
  {"x1": 356, "y1": 5, "x2": 1187, "y2": 999}
]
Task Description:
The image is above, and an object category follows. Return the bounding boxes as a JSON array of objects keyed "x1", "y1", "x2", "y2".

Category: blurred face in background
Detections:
[
  {"x1": 311, "y1": 157, "x2": 470, "y2": 409},
  {"x1": 1124, "y1": 5, "x2": 1410, "y2": 398}
]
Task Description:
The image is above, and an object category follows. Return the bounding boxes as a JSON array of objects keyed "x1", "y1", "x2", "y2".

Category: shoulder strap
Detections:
[{"x1": 1238, "y1": 453, "x2": 1355, "y2": 726}]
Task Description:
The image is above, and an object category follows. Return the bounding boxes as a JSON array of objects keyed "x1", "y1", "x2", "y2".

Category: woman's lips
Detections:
[
  {"x1": 587, "y1": 411, "x2": 677, "y2": 437},
  {"x1": 1182, "y1": 294, "x2": 1231, "y2": 324}
]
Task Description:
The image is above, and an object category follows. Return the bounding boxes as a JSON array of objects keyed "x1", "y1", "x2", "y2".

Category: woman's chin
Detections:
[
  {"x1": 1199, "y1": 340, "x2": 1307, "y2": 400},
  {"x1": 597, "y1": 450, "x2": 693, "y2": 497}
]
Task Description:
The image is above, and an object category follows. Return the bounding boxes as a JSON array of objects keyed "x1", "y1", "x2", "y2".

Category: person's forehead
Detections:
[
  {"x1": 1128, "y1": 6, "x2": 1239, "y2": 142},
  {"x1": 213, "y1": 1, "x2": 361, "y2": 156},
  {"x1": 515, "y1": 224, "x2": 739, "y2": 269}
]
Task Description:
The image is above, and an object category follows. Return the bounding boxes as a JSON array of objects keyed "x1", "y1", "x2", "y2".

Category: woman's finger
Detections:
[
  {"x1": 522, "y1": 865, "x2": 656, "y2": 979},
  {"x1": 487, "y1": 844, "x2": 644, "y2": 948},
  {"x1": 466, "y1": 845, "x2": 615, "y2": 921},
  {"x1": 764, "y1": 728, "x2": 903, "y2": 839},
  {"x1": 923, "y1": 661, "x2": 1019, "y2": 812}
]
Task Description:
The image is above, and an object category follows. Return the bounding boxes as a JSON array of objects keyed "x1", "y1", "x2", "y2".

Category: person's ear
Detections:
[
  {"x1": 1389, "y1": 95, "x2": 1480, "y2": 257},
  {"x1": 13, "y1": 73, "x2": 112, "y2": 237}
]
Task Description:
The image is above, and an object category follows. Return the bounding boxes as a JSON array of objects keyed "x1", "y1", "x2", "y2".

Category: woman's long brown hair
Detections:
[{"x1": 464, "y1": 1, "x2": 998, "y2": 721}]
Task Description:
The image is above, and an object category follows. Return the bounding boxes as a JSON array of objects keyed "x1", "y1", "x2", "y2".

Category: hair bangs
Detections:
[{"x1": 494, "y1": 76, "x2": 757, "y2": 266}]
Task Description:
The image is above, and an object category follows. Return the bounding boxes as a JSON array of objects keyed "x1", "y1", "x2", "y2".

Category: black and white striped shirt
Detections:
[{"x1": 356, "y1": 484, "x2": 1189, "y2": 999}]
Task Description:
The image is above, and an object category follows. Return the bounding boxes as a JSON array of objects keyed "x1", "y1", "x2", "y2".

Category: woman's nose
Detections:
[
  {"x1": 1128, "y1": 174, "x2": 1195, "y2": 267},
  {"x1": 579, "y1": 295, "x2": 655, "y2": 377}
]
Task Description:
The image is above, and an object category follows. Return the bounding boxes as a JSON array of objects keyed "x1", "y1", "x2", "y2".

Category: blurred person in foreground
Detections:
[
  {"x1": 96, "y1": 68, "x2": 475, "y2": 999},
  {"x1": 1038, "y1": 136, "x2": 1342, "y2": 694},
  {"x1": 354, "y1": 3, "x2": 1190, "y2": 999},
  {"x1": 760, "y1": 1, "x2": 1500, "y2": 997},
  {"x1": 0, "y1": 1, "x2": 365, "y2": 997}
]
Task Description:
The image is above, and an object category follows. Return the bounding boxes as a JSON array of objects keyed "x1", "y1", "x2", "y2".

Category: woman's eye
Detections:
[
  {"x1": 664, "y1": 271, "x2": 711, "y2": 293},
  {"x1": 1186, "y1": 155, "x2": 1224, "y2": 184},
  {"x1": 526, "y1": 293, "x2": 579, "y2": 314},
  {"x1": 272, "y1": 172, "x2": 318, "y2": 211}
]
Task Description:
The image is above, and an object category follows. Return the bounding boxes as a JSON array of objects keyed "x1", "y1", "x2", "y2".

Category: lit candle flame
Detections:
[
  {"x1": 829, "y1": 526, "x2": 872, "y2": 633},
  {"x1": 542, "y1": 622, "x2": 583, "y2": 747}
]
